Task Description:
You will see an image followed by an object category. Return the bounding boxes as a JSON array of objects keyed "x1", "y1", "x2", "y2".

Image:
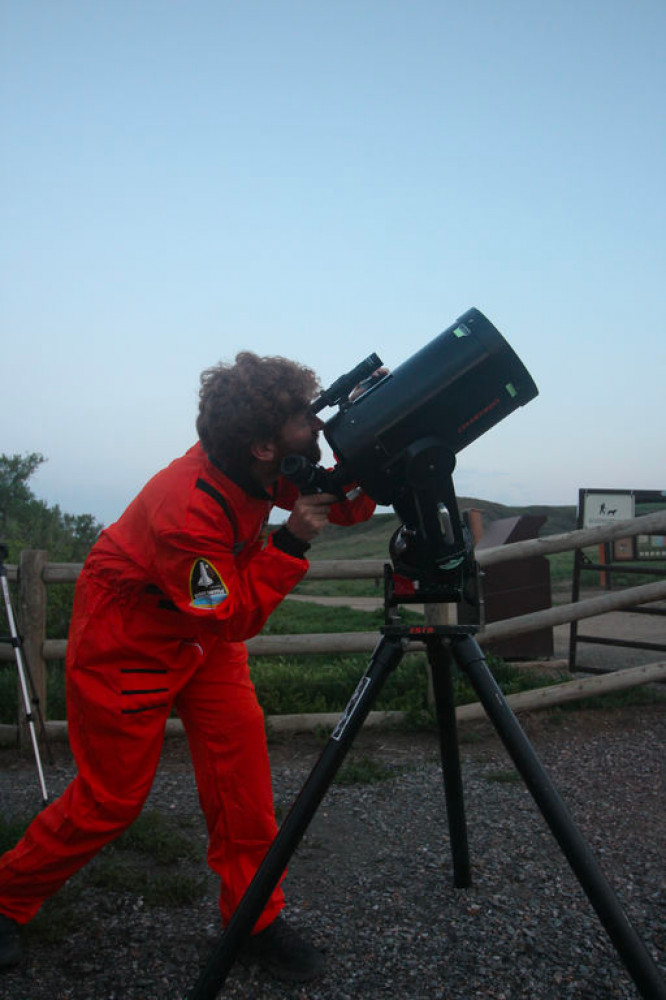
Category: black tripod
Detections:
[
  {"x1": 188, "y1": 476, "x2": 666, "y2": 1000},
  {"x1": 0, "y1": 544, "x2": 50, "y2": 806}
]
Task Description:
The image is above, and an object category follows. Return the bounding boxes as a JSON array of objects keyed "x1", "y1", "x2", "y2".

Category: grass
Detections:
[
  {"x1": 111, "y1": 808, "x2": 200, "y2": 864},
  {"x1": 301, "y1": 504, "x2": 579, "y2": 563},
  {"x1": 548, "y1": 546, "x2": 665, "y2": 589},
  {"x1": 294, "y1": 577, "x2": 383, "y2": 598},
  {"x1": 0, "y1": 756, "x2": 396, "y2": 951},
  {"x1": 2, "y1": 606, "x2": 663, "y2": 728},
  {"x1": 251, "y1": 652, "x2": 431, "y2": 716},
  {"x1": 243, "y1": 599, "x2": 575, "y2": 719},
  {"x1": 485, "y1": 769, "x2": 521, "y2": 784},
  {"x1": 0, "y1": 658, "x2": 68, "y2": 724},
  {"x1": 0, "y1": 808, "x2": 208, "y2": 929},
  {"x1": 334, "y1": 754, "x2": 396, "y2": 785},
  {"x1": 262, "y1": 599, "x2": 421, "y2": 633},
  {"x1": 0, "y1": 813, "x2": 36, "y2": 855},
  {"x1": 548, "y1": 549, "x2": 575, "y2": 585},
  {"x1": 86, "y1": 858, "x2": 205, "y2": 906},
  {"x1": 548, "y1": 684, "x2": 666, "y2": 715}
]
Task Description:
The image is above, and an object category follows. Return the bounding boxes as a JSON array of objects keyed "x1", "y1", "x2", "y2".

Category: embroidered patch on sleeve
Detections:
[{"x1": 189, "y1": 559, "x2": 228, "y2": 610}]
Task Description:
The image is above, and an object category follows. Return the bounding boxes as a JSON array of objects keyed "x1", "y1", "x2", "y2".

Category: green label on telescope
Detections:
[
  {"x1": 505, "y1": 382, "x2": 518, "y2": 398},
  {"x1": 453, "y1": 324, "x2": 470, "y2": 338}
]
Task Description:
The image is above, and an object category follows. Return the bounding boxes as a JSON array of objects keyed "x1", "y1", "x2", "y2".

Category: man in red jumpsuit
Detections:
[{"x1": 0, "y1": 351, "x2": 375, "y2": 982}]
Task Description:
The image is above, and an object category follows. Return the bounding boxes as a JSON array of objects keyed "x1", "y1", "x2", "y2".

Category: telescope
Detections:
[
  {"x1": 320, "y1": 307, "x2": 537, "y2": 504},
  {"x1": 193, "y1": 309, "x2": 666, "y2": 1000},
  {"x1": 284, "y1": 307, "x2": 539, "y2": 601}
]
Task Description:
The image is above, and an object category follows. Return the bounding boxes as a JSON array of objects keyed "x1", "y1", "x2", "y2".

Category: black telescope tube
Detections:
[{"x1": 323, "y1": 308, "x2": 538, "y2": 505}]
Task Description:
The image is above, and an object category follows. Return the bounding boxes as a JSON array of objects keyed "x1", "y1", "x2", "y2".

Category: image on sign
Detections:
[
  {"x1": 582, "y1": 492, "x2": 634, "y2": 528},
  {"x1": 637, "y1": 534, "x2": 666, "y2": 559}
]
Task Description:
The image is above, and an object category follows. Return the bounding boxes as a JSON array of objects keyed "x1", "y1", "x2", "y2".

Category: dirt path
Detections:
[{"x1": 1, "y1": 703, "x2": 664, "y2": 1000}]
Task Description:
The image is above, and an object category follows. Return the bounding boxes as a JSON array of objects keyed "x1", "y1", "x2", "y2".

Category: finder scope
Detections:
[{"x1": 311, "y1": 352, "x2": 382, "y2": 414}]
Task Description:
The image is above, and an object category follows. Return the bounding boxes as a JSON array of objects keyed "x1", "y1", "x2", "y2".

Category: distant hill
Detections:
[{"x1": 304, "y1": 498, "x2": 577, "y2": 561}]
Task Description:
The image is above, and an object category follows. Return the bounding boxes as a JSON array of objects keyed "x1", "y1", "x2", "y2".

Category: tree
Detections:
[
  {"x1": 0, "y1": 452, "x2": 45, "y2": 538},
  {"x1": 0, "y1": 453, "x2": 103, "y2": 563},
  {"x1": 0, "y1": 453, "x2": 104, "y2": 643}
]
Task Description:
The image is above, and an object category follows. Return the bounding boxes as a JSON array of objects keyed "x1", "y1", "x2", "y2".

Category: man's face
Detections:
[{"x1": 276, "y1": 406, "x2": 323, "y2": 464}]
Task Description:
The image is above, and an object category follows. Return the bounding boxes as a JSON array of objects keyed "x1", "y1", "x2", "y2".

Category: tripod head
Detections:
[{"x1": 381, "y1": 439, "x2": 481, "y2": 623}]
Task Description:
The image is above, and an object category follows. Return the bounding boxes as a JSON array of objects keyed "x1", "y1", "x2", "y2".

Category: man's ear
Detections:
[{"x1": 250, "y1": 441, "x2": 278, "y2": 462}]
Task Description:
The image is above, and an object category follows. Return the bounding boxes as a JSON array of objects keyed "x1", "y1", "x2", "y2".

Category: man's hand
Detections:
[
  {"x1": 348, "y1": 366, "x2": 389, "y2": 402},
  {"x1": 286, "y1": 493, "x2": 337, "y2": 542}
]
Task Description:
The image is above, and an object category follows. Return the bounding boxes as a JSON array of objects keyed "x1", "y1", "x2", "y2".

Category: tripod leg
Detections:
[
  {"x1": 0, "y1": 570, "x2": 49, "y2": 805},
  {"x1": 451, "y1": 633, "x2": 666, "y2": 1000},
  {"x1": 13, "y1": 644, "x2": 49, "y2": 806},
  {"x1": 426, "y1": 639, "x2": 471, "y2": 888},
  {"x1": 20, "y1": 641, "x2": 54, "y2": 765},
  {"x1": 188, "y1": 633, "x2": 406, "y2": 1000}
]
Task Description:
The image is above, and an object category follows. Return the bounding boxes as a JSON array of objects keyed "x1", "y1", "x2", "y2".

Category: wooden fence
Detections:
[{"x1": 2, "y1": 510, "x2": 666, "y2": 742}]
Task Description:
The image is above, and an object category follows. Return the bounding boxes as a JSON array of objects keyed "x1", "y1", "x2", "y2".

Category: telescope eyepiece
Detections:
[{"x1": 280, "y1": 455, "x2": 347, "y2": 500}]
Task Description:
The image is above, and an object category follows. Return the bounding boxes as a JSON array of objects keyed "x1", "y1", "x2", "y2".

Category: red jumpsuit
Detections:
[{"x1": 0, "y1": 443, "x2": 374, "y2": 929}]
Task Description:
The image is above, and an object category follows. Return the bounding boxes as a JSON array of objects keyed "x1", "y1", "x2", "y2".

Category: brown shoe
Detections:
[
  {"x1": 0, "y1": 914, "x2": 22, "y2": 969},
  {"x1": 240, "y1": 916, "x2": 325, "y2": 982}
]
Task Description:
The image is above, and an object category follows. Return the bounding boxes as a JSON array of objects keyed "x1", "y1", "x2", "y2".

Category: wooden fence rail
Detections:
[
  {"x1": 7, "y1": 507, "x2": 663, "y2": 585},
  {"x1": 1, "y1": 510, "x2": 665, "y2": 742}
]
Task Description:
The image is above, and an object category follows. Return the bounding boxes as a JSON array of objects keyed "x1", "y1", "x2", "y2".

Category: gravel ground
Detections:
[{"x1": 1, "y1": 700, "x2": 664, "y2": 1000}]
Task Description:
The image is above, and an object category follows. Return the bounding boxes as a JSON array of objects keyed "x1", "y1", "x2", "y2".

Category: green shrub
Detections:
[{"x1": 250, "y1": 652, "x2": 430, "y2": 715}]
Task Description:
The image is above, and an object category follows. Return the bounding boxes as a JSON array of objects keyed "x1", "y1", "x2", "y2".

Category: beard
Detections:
[
  {"x1": 298, "y1": 436, "x2": 322, "y2": 464},
  {"x1": 276, "y1": 432, "x2": 321, "y2": 466}
]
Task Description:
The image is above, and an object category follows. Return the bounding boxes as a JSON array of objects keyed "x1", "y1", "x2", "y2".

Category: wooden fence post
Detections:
[{"x1": 18, "y1": 549, "x2": 48, "y2": 749}]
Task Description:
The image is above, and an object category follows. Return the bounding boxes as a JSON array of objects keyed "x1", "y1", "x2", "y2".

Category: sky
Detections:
[{"x1": 2, "y1": 0, "x2": 665, "y2": 528}]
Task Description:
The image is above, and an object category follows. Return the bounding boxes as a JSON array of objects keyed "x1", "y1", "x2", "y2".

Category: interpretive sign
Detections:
[
  {"x1": 582, "y1": 491, "x2": 634, "y2": 528},
  {"x1": 637, "y1": 534, "x2": 666, "y2": 559}
]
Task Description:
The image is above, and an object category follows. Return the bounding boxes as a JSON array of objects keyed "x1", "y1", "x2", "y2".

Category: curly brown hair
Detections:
[{"x1": 196, "y1": 351, "x2": 320, "y2": 469}]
